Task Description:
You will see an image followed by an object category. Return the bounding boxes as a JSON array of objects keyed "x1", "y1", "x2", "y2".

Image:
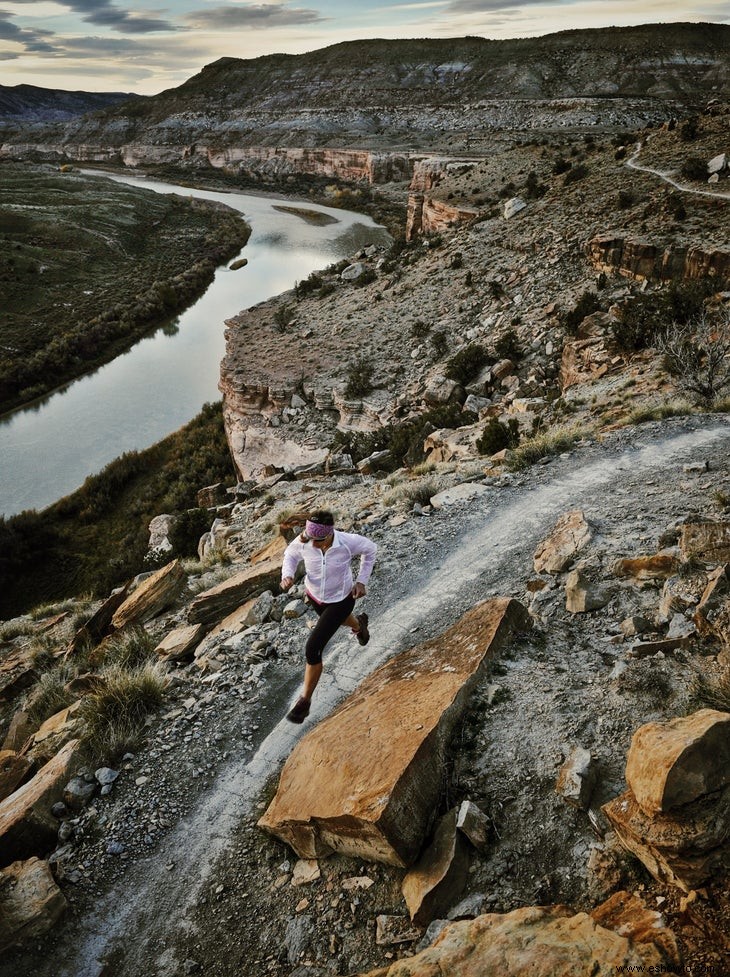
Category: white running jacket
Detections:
[{"x1": 281, "y1": 530, "x2": 377, "y2": 604}]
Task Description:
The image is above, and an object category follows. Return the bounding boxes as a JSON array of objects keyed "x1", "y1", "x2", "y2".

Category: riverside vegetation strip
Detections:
[{"x1": 0, "y1": 162, "x2": 250, "y2": 414}]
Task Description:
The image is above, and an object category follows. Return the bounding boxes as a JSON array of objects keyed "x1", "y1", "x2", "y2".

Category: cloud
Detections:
[
  {"x1": 185, "y1": 3, "x2": 324, "y2": 30},
  {"x1": 446, "y1": 0, "x2": 556, "y2": 11},
  {"x1": 6, "y1": 0, "x2": 181, "y2": 33},
  {"x1": 0, "y1": 11, "x2": 57, "y2": 52}
]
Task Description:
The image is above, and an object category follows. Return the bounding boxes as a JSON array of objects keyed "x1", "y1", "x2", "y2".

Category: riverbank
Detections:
[{"x1": 0, "y1": 162, "x2": 250, "y2": 416}]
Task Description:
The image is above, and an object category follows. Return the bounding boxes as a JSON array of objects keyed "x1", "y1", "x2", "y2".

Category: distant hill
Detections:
[
  {"x1": 0, "y1": 84, "x2": 141, "y2": 122},
  {"x1": 120, "y1": 22, "x2": 729, "y2": 122}
]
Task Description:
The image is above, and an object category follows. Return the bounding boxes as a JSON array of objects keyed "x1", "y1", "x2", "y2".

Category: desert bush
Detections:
[
  {"x1": 445, "y1": 343, "x2": 490, "y2": 385},
  {"x1": 617, "y1": 189, "x2": 634, "y2": 210},
  {"x1": 679, "y1": 116, "x2": 700, "y2": 142},
  {"x1": 477, "y1": 418, "x2": 520, "y2": 456},
  {"x1": 24, "y1": 666, "x2": 76, "y2": 725},
  {"x1": 80, "y1": 661, "x2": 167, "y2": 762},
  {"x1": 507, "y1": 424, "x2": 590, "y2": 470},
  {"x1": 493, "y1": 328, "x2": 523, "y2": 361},
  {"x1": 411, "y1": 319, "x2": 431, "y2": 338},
  {"x1": 656, "y1": 309, "x2": 730, "y2": 405},
  {"x1": 552, "y1": 157, "x2": 572, "y2": 175},
  {"x1": 100, "y1": 627, "x2": 156, "y2": 670},
  {"x1": 563, "y1": 164, "x2": 589, "y2": 185},
  {"x1": 680, "y1": 156, "x2": 708, "y2": 181},
  {"x1": 560, "y1": 291, "x2": 600, "y2": 336},
  {"x1": 431, "y1": 330, "x2": 449, "y2": 357},
  {"x1": 344, "y1": 355, "x2": 375, "y2": 398},
  {"x1": 384, "y1": 478, "x2": 440, "y2": 508},
  {"x1": 610, "y1": 282, "x2": 713, "y2": 354},
  {"x1": 274, "y1": 303, "x2": 294, "y2": 332},
  {"x1": 689, "y1": 666, "x2": 730, "y2": 711}
]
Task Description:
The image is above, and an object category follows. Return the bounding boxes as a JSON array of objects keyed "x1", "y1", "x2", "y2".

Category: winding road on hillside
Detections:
[
  {"x1": 626, "y1": 140, "x2": 730, "y2": 200},
  {"x1": 5, "y1": 416, "x2": 730, "y2": 977}
]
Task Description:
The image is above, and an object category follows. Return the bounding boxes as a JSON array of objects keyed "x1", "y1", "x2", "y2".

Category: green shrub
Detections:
[
  {"x1": 445, "y1": 343, "x2": 490, "y2": 385},
  {"x1": 344, "y1": 355, "x2": 374, "y2": 398},
  {"x1": 477, "y1": 418, "x2": 520, "y2": 456}
]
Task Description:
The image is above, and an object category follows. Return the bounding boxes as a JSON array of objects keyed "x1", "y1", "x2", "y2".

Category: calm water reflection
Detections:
[{"x1": 0, "y1": 173, "x2": 389, "y2": 516}]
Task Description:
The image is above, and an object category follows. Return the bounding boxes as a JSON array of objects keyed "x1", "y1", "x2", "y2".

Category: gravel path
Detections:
[{"x1": 4, "y1": 414, "x2": 729, "y2": 977}]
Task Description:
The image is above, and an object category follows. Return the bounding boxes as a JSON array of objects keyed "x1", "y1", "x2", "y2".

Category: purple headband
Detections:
[{"x1": 305, "y1": 520, "x2": 334, "y2": 540}]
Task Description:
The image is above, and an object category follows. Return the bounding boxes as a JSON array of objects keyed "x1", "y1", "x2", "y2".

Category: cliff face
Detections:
[{"x1": 586, "y1": 235, "x2": 730, "y2": 282}]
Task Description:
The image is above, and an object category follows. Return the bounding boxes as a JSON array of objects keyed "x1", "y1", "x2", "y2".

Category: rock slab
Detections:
[
  {"x1": 258, "y1": 598, "x2": 531, "y2": 866},
  {"x1": 533, "y1": 510, "x2": 592, "y2": 574},
  {"x1": 111, "y1": 559, "x2": 187, "y2": 629},
  {"x1": 0, "y1": 740, "x2": 80, "y2": 867},
  {"x1": 402, "y1": 808, "x2": 470, "y2": 926},
  {"x1": 187, "y1": 557, "x2": 281, "y2": 626}
]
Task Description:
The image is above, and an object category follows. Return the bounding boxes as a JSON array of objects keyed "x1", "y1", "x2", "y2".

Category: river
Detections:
[{"x1": 0, "y1": 173, "x2": 390, "y2": 517}]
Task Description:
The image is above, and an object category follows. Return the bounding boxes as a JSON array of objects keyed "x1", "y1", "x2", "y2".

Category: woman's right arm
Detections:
[{"x1": 281, "y1": 539, "x2": 304, "y2": 590}]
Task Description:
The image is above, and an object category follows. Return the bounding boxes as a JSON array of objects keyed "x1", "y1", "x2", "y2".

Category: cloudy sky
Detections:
[{"x1": 1, "y1": 0, "x2": 728, "y2": 95}]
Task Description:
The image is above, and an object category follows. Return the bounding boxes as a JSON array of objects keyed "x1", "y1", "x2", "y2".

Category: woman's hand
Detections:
[
  {"x1": 281, "y1": 577, "x2": 294, "y2": 591},
  {"x1": 351, "y1": 582, "x2": 366, "y2": 599}
]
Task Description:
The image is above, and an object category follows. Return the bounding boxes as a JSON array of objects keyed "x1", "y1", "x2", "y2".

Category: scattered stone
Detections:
[
  {"x1": 27, "y1": 702, "x2": 84, "y2": 765},
  {"x1": 291, "y1": 859, "x2": 321, "y2": 886},
  {"x1": 447, "y1": 892, "x2": 486, "y2": 920},
  {"x1": 430, "y1": 483, "x2": 490, "y2": 508},
  {"x1": 341, "y1": 876, "x2": 375, "y2": 891},
  {"x1": 533, "y1": 510, "x2": 593, "y2": 574},
  {"x1": 283, "y1": 599, "x2": 307, "y2": 619},
  {"x1": 1, "y1": 712, "x2": 33, "y2": 754},
  {"x1": 455, "y1": 800, "x2": 490, "y2": 853},
  {"x1": 0, "y1": 740, "x2": 81, "y2": 867},
  {"x1": 503, "y1": 197, "x2": 527, "y2": 220},
  {"x1": 680, "y1": 521, "x2": 730, "y2": 563},
  {"x1": 619, "y1": 615, "x2": 653, "y2": 637},
  {"x1": 155, "y1": 623, "x2": 207, "y2": 662},
  {"x1": 284, "y1": 914, "x2": 314, "y2": 964},
  {"x1": 340, "y1": 261, "x2": 367, "y2": 281},
  {"x1": 0, "y1": 751, "x2": 33, "y2": 804},
  {"x1": 565, "y1": 568, "x2": 611, "y2": 613},
  {"x1": 355, "y1": 896, "x2": 679, "y2": 976},
  {"x1": 62, "y1": 776, "x2": 96, "y2": 812},
  {"x1": 614, "y1": 552, "x2": 679, "y2": 580},
  {"x1": 402, "y1": 808, "x2": 470, "y2": 926},
  {"x1": 94, "y1": 768, "x2": 119, "y2": 787},
  {"x1": 555, "y1": 746, "x2": 598, "y2": 810},
  {"x1": 375, "y1": 915, "x2": 422, "y2": 946},
  {"x1": 187, "y1": 558, "x2": 282, "y2": 626}
]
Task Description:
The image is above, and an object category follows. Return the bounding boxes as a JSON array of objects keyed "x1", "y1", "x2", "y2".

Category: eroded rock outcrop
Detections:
[
  {"x1": 604, "y1": 710, "x2": 730, "y2": 891},
  {"x1": 0, "y1": 856, "x2": 67, "y2": 952},
  {"x1": 586, "y1": 234, "x2": 730, "y2": 282},
  {"x1": 258, "y1": 598, "x2": 531, "y2": 866},
  {"x1": 355, "y1": 894, "x2": 679, "y2": 977}
]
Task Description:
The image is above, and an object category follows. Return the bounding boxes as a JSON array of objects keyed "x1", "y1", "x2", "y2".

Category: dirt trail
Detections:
[
  {"x1": 9, "y1": 417, "x2": 730, "y2": 977},
  {"x1": 626, "y1": 141, "x2": 730, "y2": 200}
]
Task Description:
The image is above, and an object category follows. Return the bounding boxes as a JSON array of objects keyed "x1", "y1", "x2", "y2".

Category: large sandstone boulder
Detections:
[
  {"x1": 111, "y1": 559, "x2": 187, "y2": 629},
  {"x1": 354, "y1": 895, "x2": 679, "y2": 977},
  {"x1": 0, "y1": 740, "x2": 80, "y2": 867},
  {"x1": 0, "y1": 857, "x2": 67, "y2": 951},
  {"x1": 259, "y1": 598, "x2": 531, "y2": 866},
  {"x1": 154, "y1": 623, "x2": 207, "y2": 662},
  {"x1": 187, "y1": 557, "x2": 282, "y2": 626},
  {"x1": 0, "y1": 646, "x2": 36, "y2": 703},
  {"x1": 625, "y1": 710, "x2": 730, "y2": 816},
  {"x1": 533, "y1": 511, "x2": 593, "y2": 574}
]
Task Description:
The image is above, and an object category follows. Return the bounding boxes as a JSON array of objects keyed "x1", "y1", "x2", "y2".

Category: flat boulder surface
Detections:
[{"x1": 258, "y1": 598, "x2": 531, "y2": 866}]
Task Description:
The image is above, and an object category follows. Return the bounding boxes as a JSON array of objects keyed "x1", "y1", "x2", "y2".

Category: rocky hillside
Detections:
[
  {"x1": 0, "y1": 44, "x2": 729, "y2": 977},
  {"x1": 0, "y1": 84, "x2": 139, "y2": 123},
  {"x1": 1, "y1": 23, "x2": 728, "y2": 169}
]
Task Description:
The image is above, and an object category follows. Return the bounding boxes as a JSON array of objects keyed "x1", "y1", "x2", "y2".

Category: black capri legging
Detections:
[{"x1": 305, "y1": 593, "x2": 356, "y2": 665}]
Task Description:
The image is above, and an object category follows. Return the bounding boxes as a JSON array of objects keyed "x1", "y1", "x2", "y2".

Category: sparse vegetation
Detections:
[
  {"x1": 477, "y1": 418, "x2": 520, "y2": 456},
  {"x1": 344, "y1": 355, "x2": 375, "y2": 398},
  {"x1": 560, "y1": 291, "x2": 601, "y2": 336},
  {"x1": 445, "y1": 343, "x2": 490, "y2": 385},
  {"x1": 656, "y1": 309, "x2": 730, "y2": 405},
  {"x1": 507, "y1": 424, "x2": 590, "y2": 469},
  {"x1": 80, "y1": 661, "x2": 168, "y2": 762}
]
